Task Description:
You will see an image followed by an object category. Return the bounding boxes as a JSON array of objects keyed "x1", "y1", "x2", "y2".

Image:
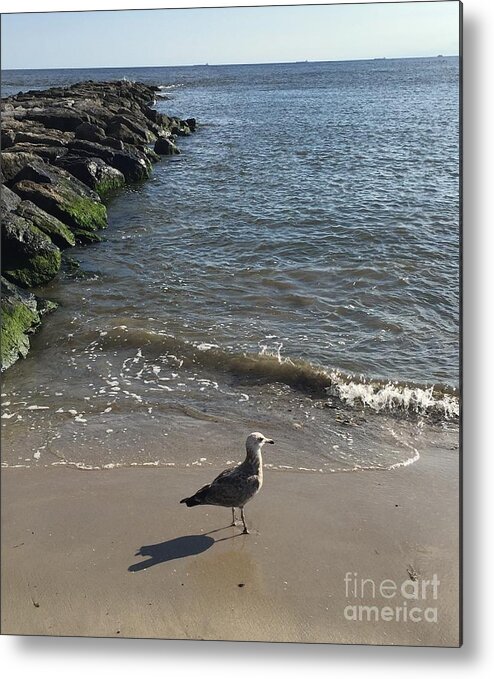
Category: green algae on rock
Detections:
[
  {"x1": 0, "y1": 276, "x2": 57, "y2": 372},
  {"x1": 65, "y1": 195, "x2": 108, "y2": 233},
  {"x1": 12, "y1": 180, "x2": 107, "y2": 238},
  {"x1": 1, "y1": 212, "x2": 62, "y2": 288},
  {"x1": 55, "y1": 157, "x2": 126, "y2": 197},
  {"x1": 15, "y1": 200, "x2": 76, "y2": 248}
]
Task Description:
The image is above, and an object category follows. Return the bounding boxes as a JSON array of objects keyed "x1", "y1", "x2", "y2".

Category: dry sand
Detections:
[{"x1": 1, "y1": 446, "x2": 460, "y2": 646}]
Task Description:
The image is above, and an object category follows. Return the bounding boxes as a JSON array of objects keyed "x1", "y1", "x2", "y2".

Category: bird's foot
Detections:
[
  {"x1": 242, "y1": 528, "x2": 249, "y2": 535},
  {"x1": 230, "y1": 521, "x2": 239, "y2": 527}
]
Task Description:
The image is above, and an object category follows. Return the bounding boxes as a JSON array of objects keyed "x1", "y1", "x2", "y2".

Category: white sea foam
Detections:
[
  {"x1": 328, "y1": 371, "x2": 459, "y2": 418},
  {"x1": 158, "y1": 83, "x2": 184, "y2": 90},
  {"x1": 388, "y1": 449, "x2": 420, "y2": 469},
  {"x1": 197, "y1": 342, "x2": 219, "y2": 351},
  {"x1": 259, "y1": 341, "x2": 287, "y2": 364}
]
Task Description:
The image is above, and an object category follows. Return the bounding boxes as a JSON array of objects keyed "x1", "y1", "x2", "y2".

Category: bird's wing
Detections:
[
  {"x1": 210, "y1": 465, "x2": 238, "y2": 484},
  {"x1": 186, "y1": 466, "x2": 239, "y2": 505},
  {"x1": 205, "y1": 469, "x2": 260, "y2": 506}
]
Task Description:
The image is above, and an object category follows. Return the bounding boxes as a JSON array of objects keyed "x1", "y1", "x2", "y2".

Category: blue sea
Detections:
[{"x1": 1, "y1": 58, "x2": 460, "y2": 471}]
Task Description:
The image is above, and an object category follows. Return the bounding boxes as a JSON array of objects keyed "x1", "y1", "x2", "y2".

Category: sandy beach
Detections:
[{"x1": 1, "y1": 443, "x2": 460, "y2": 646}]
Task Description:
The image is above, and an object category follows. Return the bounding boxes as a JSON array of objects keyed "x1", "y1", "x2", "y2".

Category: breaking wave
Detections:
[
  {"x1": 92, "y1": 326, "x2": 459, "y2": 421},
  {"x1": 157, "y1": 83, "x2": 185, "y2": 90}
]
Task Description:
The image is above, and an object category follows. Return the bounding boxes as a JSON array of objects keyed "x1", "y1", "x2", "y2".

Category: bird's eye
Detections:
[{"x1": 257, "y1": 436, "x2": 263, "y2": 442}]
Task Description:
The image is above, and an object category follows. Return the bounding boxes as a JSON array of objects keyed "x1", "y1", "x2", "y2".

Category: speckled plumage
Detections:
[{"x1": 180, "y1": 432, "x2": 274, "y2": 533}]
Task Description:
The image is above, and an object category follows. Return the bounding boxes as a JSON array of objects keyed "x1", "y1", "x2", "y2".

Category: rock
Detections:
[
  {"x1": 1, "y1": 128, "x2": 16, "y2": 149},
  {"x1": 68, "y1": 139, "x2": 151, "y2": 183},
  {"x1": 66, "y1": 138, "x2": 113, "y2": 161},
  {"x1": 111, "y1": 147, "x2": 151, "y2": 182},
  {"x1": 1, "y1": 212, "x2": 62, "y2": 287},
  {"x1": 107, "y1": 115, "x2": 154, "y2": 144},
  {"x1": 144, "y1": 119, "x2": 163, "y2": 138},
  {"x1": 1, "y1": 151, "x2": 41, "y2": 183},
  {"x1": 154, "y1": 136, "x2": 180, "y2": 155},
  {"x1": 14, "y1": 129, "x2": 73, "y2": 147},
  {"x1": 108, "y1": 122, "x2": 140, "y2": 145},
  {"x1": 73, "y1": 231, "x2": 105, "y2": 244},
  {"x1": 8, "y1": 158, "x2": 107, "y2": 239},
  {"x1": 24, "y1": 107, "x2": 90, "y2": 132},
  {"x1": 55, "y1": 156, "x2": 126, "y2": 196},
  {"x1": 107, "y1": 120, "x2": 147, "y2": 146},
  {"x1": 15, "y1": 200, "x2": 76, "y2": 248},
  {"x1": 69, "y1": 101, "x2": 115, "y2": 129},
  {"x1": 143, "y1": 108, "x2": 162, "y2": 124},
  {"x1": 137, "y1": 146, "x2": 161, "y2": 164},
  {"x1": 1, "y1": 185, "x2": 21, "y2": 212},
  {"x1": 14, "y1": 86, "x2": 68, "y2": 101},
  {"x1": 0, "y1": 276, "x2": 58, "y2": 370},
  {"x1": 5, "y1": 144, "x2": 69, "y2": 163},
  {"x1": 171, "y1": 120, "x2": 191, "y2": 137},
  {"x1": 9, "y1": 156, "x2": 101, "y2": 202},
  {"x1": 1, "y1": 276, "x2": 41, "y2": 371},
  {"x1": 13, "y1": 179, "x2": 107, "y2": 238},
  {"x1": 36, "y1": 297, "x2": 59, "y2": 317},
  {"x1": 74, "y1": 121, "x2": 106, "y2": 142},
  {"x1": 171, "y1": 126, "x2": 190, "y2": 137},
  {"x1": 186, "y1": 118, "x2": 197, "y2": 132},
  {"x1": 102, "y1": 137, "x2": 125, "y2": 151}
]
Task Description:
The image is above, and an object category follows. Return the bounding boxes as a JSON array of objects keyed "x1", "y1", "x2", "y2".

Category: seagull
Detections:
[{"x1": 180, "y1": 432, "x2": 274, "y2": 534}]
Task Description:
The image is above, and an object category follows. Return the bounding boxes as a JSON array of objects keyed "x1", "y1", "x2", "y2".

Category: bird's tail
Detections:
[
  {"x1": 180, "y1": 495, "x2": 202, "y2": 507},
  {"x1": 180, "y1": 483, "x2": 210, "y2": 507}
]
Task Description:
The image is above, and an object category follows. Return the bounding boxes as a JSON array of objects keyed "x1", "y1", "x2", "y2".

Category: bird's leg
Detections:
[
  {"x1": 230, "y1": 507, "x2": 237, "y2": 526},
  {"x1": 240, "y1": 507, "x2": 249, "y2": 534}
]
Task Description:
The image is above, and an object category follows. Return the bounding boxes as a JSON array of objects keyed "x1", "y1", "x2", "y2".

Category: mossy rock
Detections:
[
  {"x1": 13, "y1": 180, "x2": 107, "y2": 234},
  {"x1": 138, "y1": 145, "x2": 161, "y2": 164},
  {"x1": 72, "y1": 229, "x2": 105, "y2": 244},
  {"x1": 4, "y1": 251, "x2": 62, "y2": 288},
  {"x1": 61, "y1": 253, "x2": 81, "y2": 277},
  {"x1": 1, "y1": 212, "x2": 62, "y2": 288},
  {"x1": 154, "y1": 136, "x2": 180, "y2": 155},
  {"x1": 37, "y1": 298, "x2": 59, "y2": 316},
  {"x1": 55, "y1": 156, "x2": 126, "y2": 197},
  {"x1": 95, "y1": 174, "x2": 126, "y2": 197},
  {"x1": 64, "y1": 195, "x2": 107, "y2": 232},
  {"x1": 1, "y1": 277, "x2": 40, "y2": 370},
  {"x1": 16, "y1": 200, "x2": 76, "y2": 248}
]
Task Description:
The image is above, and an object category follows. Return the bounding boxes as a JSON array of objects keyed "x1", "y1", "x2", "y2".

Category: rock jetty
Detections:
[{"x1": 1, "y1": 80, "x2": 196, "y2": 371}]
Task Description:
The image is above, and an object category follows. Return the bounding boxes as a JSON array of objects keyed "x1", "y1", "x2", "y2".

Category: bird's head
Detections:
[{"x1": 246, "y1": 432, "x2": 274, "y2": 454}]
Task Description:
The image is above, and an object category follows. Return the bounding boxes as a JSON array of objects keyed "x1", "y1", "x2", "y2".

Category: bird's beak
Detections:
[{"x1": 266, "y1": 439, "x2": 274, "y2": 445}]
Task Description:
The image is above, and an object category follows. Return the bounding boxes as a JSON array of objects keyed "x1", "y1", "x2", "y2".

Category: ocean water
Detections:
[{"x1": 1, "y1": 58, "x2": 460, "y2": 471}]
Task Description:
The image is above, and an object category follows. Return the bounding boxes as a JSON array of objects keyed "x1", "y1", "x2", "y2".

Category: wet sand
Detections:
[{"x1": 1, "y1": 445, "x2": 460, "y2": 646}]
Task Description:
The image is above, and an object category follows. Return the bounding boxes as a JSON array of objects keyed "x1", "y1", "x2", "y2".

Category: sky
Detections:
[{"x1": 1, "y1": 2, "x2": 460, "y2": 70}]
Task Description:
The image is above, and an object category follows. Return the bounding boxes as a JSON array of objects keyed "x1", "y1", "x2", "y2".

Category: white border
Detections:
[{"x1": 0, "y1": 0, "x2": 459, "y2": 12}]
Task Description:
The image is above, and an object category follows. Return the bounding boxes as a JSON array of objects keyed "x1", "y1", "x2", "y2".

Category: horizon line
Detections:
[{"x1": 1, "y1": 54, "x2": 459, "y2": 72}]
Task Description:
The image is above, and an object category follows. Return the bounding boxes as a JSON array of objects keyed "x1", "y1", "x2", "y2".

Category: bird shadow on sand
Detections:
[{"x1": 128, "y1": 526, "x2": 242, "y2": 572}]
